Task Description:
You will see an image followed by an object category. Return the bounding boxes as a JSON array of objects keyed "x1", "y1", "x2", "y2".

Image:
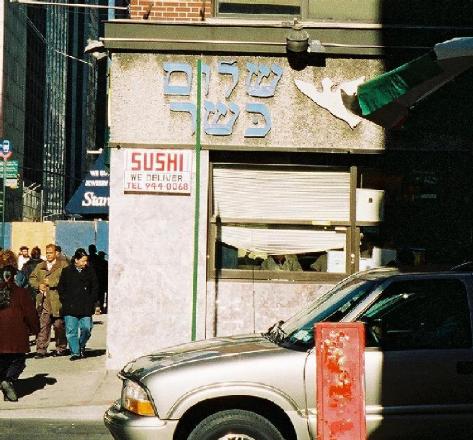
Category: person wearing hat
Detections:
[{"x1": 17, "y1": 246, "x2": 30, "y2": 271}]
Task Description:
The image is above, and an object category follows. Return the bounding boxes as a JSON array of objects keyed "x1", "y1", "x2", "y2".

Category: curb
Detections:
[{"x1": 0, "y1": 404, "x2": 110, "y2": 420}]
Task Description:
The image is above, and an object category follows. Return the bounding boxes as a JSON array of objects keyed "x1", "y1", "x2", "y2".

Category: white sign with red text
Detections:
[{"x1": 124, "y1": 149, "x2": 192, "y2": 195}]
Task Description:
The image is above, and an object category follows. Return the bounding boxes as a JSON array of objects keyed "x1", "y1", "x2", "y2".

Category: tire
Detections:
[{"x1": 187, "y1": 409, "x2": 285, "y2": 440}]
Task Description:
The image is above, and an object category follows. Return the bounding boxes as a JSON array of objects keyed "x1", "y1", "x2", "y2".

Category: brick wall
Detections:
[{"x1": 130, "y1": 0, "x2": 213, "y2": 21}]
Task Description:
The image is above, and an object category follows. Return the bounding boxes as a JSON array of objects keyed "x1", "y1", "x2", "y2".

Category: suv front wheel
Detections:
[{"x1": 187, "y1": 409, "x2": 285, "y2": 440}]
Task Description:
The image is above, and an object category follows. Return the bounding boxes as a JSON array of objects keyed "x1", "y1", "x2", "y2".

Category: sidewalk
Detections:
[{"x1": 0, "y1": 314, "x2": 122, "y2": 420}]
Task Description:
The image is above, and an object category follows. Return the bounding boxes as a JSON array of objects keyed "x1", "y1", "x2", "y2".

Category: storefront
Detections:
[
  {"x1": 65, "y1": 150, "x2": 110, "y2": 218},
  {"x1": 103, "y1": 21, "x2": 473, "y2": 368}
]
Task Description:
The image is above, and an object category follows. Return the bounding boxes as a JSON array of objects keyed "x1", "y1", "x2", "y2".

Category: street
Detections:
[
  {"x1": 0, "y1": 314, "x2": 120, "y2": 439},
  {"x1": 0, "y1": 419, "x2": 111, "y2": 439}
]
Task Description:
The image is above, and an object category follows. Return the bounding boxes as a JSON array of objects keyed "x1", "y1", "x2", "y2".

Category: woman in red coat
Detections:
[{"x1": 0, "y1": 265, "x2": 40, "y2": 402}]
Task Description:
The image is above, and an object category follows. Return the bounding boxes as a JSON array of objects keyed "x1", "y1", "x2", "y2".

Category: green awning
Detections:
[{"x1": 357, "y1": 52, "x2": 443, "y2": 116}]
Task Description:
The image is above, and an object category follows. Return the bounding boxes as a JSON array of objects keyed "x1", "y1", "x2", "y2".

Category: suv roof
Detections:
[
  {"x1": 450, "y1": 261, "x2": 473, "y2": 272},
  {"x1": 355, "y1": 266, "x2": 473, "y2": 282}
]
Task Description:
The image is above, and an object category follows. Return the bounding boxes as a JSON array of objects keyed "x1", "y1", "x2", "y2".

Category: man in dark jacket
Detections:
[{"x1": 58, "y1": 249, "x2": 99, "y2": 361}]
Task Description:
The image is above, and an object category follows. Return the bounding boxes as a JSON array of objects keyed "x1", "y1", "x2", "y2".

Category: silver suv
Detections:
[{"x1": 104, "y1": 268, "x2": 473, "y2": 439}]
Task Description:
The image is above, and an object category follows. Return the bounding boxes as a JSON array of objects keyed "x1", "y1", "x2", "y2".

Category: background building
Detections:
[
  {"x1": 1, "y1": 0, "x2": 110, "y2": 226},
  {"x1": 0, "y1": 0, "x2": 28, "y2": 223}
]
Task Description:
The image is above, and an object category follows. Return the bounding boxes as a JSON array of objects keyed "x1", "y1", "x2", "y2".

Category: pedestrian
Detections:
[
  {"x1": 58, "y1": 248, "x2": 99, "y2": 361},
  {"x1": 88, "y1": 244, "x2": 107, "y2": 314},
  {"x1": 21, "y1": 246, "x2": 43, "y2": 284},
  {"x1": 17, "y1": 246, "x2": 30, "y2": 271},
  {"x1": 97, "y1": 251, "x2": 108, "y2": 313},
  {"x1": 29, "y1": 243, "x2": 69, "y2": 358},
  {"x1": 21, "y1": 246, "x2": 44, "y2": 299},
  {"x1": 0, "y1": 249, "x2": 27, "y2": 288},
  {"x1": 55, "y1": 245, "x2": 70, "y2": 264},
  {"x1": 0, "y1": 265, "x2": 40, "y2": 402}
]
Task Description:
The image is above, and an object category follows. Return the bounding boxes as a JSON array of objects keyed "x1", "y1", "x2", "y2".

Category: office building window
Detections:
[{"x1": 217, "y1": 0, "x2": 301, "y2": 16}]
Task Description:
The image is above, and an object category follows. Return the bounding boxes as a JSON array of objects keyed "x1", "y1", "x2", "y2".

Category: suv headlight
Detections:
[{"x1": 121, "y1": 379, "x2": 156, "y2": 416}]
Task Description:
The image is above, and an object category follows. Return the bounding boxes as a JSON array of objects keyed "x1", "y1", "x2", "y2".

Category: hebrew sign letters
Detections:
[
  {"x1": 246, "y1": 63, "x2": 283, "y2": 98},
  {"x1": 204, "y1": 101, "x2": 241, "y2": 136},
  {"x1": 164, "y1": 61, "x2": 283, "y2": 138},
  {"x1": 163, "y1": 63, "x2": 193, "y2": 96}
]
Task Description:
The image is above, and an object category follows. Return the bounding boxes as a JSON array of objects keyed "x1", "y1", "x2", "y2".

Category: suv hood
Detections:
[{"x1": 122, "y1": 334, "x2": 281, "y2": 379}]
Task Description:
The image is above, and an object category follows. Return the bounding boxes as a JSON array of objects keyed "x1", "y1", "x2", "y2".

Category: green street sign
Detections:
[{"x1": 1, "y1": 160, "x2": 18, "y2": 179}]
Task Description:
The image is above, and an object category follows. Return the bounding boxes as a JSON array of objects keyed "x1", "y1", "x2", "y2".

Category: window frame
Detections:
[
  {"x1": 208, "y1": 163, "x2": 380, "y2": 282},
  {"x1": 214, "y1": 0, "x2": 307, "y2": 20},
  {"x1": 214, "y1": 0, "x2": 465, "y2": 26}
]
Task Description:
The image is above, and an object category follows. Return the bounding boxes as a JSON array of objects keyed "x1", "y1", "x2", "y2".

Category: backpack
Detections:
[{"x1": 14, "y1": 270, "x2": 28, "y2": 288}]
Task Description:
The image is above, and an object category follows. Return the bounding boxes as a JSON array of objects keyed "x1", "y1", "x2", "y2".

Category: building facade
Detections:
[
  {"x1": 1, "y1": 0, "x2": 106, "y2": 225},
  {"x1": 0, "y1": 1, "x2": 28, "y2": 225},
  {"x1": 103, "y1": 3, "x2": 473, "y2": 369}
]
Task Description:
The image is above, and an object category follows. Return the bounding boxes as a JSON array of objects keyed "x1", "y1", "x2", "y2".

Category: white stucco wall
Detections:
[
  {"x1": 106, "y1": 147, "x2": 209, "y2": 369},
  {"x1": 206, "y1": 280, "x2": 333, "y2": 338}
]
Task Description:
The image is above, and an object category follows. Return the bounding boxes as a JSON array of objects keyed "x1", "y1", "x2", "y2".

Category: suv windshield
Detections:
[{"x1": 279, "y1": 275, "x2": 382, "y2": 350}]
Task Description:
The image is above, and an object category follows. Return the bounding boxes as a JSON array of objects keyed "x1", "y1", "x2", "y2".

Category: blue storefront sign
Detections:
[{"x1": 66, "y1": 151, "x2": 109, "y2": 215}]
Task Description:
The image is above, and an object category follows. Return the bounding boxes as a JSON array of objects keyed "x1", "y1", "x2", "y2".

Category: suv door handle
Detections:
[{"x1": 457, "y1": 361, "x2": 473, "y2": 375}]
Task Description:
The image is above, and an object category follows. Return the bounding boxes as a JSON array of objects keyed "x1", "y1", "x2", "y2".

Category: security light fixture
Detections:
[
  {"x1": 286, "y1": 21, "x2": 326, "y2": 55},
  {"x1": 286, "y1": 22, "x2": 310, "y2": 53}
]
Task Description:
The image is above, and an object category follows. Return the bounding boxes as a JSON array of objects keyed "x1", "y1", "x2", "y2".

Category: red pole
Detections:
[{"x1": 315, "y1": 322, "x2": 366, "y2": 440}]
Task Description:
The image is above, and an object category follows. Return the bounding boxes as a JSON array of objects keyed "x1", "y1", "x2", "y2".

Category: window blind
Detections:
[
  {"x1": 213, "y1": 167, "x2": 351, "y2": 222},
  {"x1": 218, "y1": 225, "x2": 346, "y2": 255}
]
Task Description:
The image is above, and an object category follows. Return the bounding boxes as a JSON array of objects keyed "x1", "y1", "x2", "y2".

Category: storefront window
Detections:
[
  {"x1": 207, "y1": 152, "x2": 472, "y2": 281},
  {"x1": 209, "y1": 165, "x2": 354, "y2": 281},
  {"x1": 356, "y1": 226, "x2": 397, "y2": 271},
  {"x1": 215, "y1": 224, "x2": 348, "y2": 275}
]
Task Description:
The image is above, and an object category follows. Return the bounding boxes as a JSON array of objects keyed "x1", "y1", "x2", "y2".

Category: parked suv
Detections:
[{"x1": 105, "y1": 268, "x2": 473, "y2": 439}]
